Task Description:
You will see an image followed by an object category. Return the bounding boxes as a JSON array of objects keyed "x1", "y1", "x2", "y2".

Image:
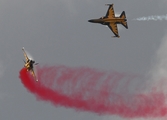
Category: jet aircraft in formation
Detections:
[
  {"x1": 88, "y1": 4, "x2": 128, "y2": 38},
  {"x1": 21, "y1": 4, "x2": 127, "y2": 82},
  {"x1": 22, "y1": 47, "x2": 38, "y2": 82}
]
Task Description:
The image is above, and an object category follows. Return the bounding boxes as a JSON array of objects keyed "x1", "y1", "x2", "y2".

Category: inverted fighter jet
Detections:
[
  {"x1": 88, "y1": 4, "x2": 128, "y2": 38},
  {"x1": 22, "y1": 47, "x2": 38, "y2": 81}
]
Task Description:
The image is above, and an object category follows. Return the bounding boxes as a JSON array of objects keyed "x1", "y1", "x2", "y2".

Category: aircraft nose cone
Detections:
[{"x1": 88, "y1": 20, "x2": 93, "y2": 23}]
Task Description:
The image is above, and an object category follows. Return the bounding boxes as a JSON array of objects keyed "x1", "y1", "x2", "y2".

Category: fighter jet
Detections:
[
  {"x1": 88, "y1": 4, "x2": 128, "y2": 38},
  {"x1": 22, "y1": 47, "x2": 38, "y2": 81}
]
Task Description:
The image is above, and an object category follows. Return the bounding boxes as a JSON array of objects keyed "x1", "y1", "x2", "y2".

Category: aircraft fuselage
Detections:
[
  {"x1": 88, "y1": 4, "x2": 128, "y2": 37},
  {"x1": 24, "y1": 60, "x2": 34, "y2": 71},
  {"x1": 88, "y1": 17, "x2": 127, "y2": 25}
]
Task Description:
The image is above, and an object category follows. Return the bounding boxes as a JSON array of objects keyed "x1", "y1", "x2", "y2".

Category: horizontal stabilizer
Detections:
[
  {"x1": 121, "y1": 21, "x2": 128, "y2": 29},
  {"x1": 34, "y1": 63, "x2": 39, "y2": 65},
  {"x1": 23, "y1": 59, "x2": 26, "y2": 64}
]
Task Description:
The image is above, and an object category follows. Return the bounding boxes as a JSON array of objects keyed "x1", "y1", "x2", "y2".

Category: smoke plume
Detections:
[
  {"x1": 133, "y1": 15, "x2": 167, "y2": 21},
  {"x1": 19, "y1": 65, "x2": 167, "y2": 118}
]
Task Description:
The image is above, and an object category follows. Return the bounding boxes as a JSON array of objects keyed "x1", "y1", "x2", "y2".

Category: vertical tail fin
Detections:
[
  {"x1": 120, "y1": 11, "x2": 128, "y2": 29},
  {"x1": 120, "y1": 11, "x2": 126, "y2": 19}
]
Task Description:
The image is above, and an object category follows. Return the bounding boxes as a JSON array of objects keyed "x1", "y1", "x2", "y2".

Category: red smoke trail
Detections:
[{"x1": 19, "y1": 65, "x2": 167, "y2": 118}]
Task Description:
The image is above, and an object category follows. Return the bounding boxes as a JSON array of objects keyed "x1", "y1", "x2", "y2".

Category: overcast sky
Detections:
[{"x1": 0, "y1": 0, "x2": 167, "y2": 120}]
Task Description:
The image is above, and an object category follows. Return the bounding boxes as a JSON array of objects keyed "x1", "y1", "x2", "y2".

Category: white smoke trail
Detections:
[
  {"x1": 134, "y1": 15, "x2": 167, "y2": 21},
  {"x1": 147, "y1": 33, "x2": 167, "y2": 93}
]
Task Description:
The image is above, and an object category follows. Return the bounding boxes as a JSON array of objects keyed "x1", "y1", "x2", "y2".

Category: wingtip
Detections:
[
  {"x1": 34, "y1": 63, "x2": 39, "y2": 65},
  {"x1": 112, "y1": 36, "x2": 120, "y2": 38}
]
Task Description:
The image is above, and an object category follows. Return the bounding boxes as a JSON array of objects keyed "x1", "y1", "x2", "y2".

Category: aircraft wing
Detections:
[
  {"x1": 31, "y1": 69, "x2": 38, "y2": 82},
  {"x1": 107, "y1": 23, "x2": 119, "y2": 37},
  {"x1": 22, "y1": 47, "x2": 29, "y2": 62},
  {"x1": 105, "y1": 4, "x2": 115, "y2": 18}
]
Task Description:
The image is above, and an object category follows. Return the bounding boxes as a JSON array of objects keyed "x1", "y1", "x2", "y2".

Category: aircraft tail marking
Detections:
[{"x1": 120, "y1": 11, "x2": 128, "y2": 29}]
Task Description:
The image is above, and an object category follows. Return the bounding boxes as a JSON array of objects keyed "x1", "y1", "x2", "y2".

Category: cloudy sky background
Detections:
[{"x1": 0, "y1": 0, "x2": 167, "y2": 120}]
